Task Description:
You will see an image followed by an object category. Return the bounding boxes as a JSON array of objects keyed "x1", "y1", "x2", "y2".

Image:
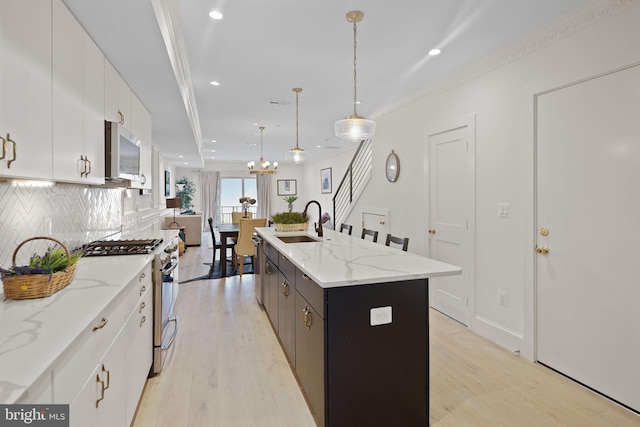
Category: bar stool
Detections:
[
  {"x1": 361, "y1": 228, "x2": 379, "y2": 243},
  {"x1": 385, "y1": 234, "x2": 409, "y2": 251},
  {"x1": 340, "y1": 223, "x2": 353, "y2": 235}
]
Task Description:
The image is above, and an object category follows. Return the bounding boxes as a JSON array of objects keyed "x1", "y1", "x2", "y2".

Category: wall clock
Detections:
[{"x1": 385, "y1": 150, "x2": 400, "y2": 182}]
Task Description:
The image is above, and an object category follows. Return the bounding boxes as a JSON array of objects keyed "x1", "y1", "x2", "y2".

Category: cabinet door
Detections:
[
  {"x1": 52, "y1": 0, "x2": 84, "y2": 182},
  {"x1": 82, "y1": 33, "x2": 105, "y2": 184},
  {"x1": 277, "y1": 272, "x2": 296, "y2": 365},
  {"x1": 263, "y1": 258, "x2": 273, "y2": 315},
  {"x1": 0, "y1": 0, "x2": 53, "y2": 179},
  {"x1": 104, "y1": 61, "x2": 132, "y2": 126},
  {"x1": 124, "y1": 287, "x2": 153, "y2": 426},
  {"x1": 69, "y1": 334, "x2": 126, "y2": 427},
  {"x1": 295, "y1": 292, "x2": 325, "y2": 427}
]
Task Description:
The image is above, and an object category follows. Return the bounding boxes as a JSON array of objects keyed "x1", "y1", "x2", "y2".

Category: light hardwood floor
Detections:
[{"x1": 133, "y1": 239, "x2": 639, "y2": 427}]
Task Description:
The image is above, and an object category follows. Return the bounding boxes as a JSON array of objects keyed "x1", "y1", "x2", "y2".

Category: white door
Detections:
[
  {"x1": 427, "y1": 118, "x2": 475, "y2": 326},
  {"x1": 536, "y1": 64, "x2": 640, "y2": 412}
]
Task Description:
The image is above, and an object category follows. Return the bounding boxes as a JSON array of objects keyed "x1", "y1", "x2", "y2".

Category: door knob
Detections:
[
  {"x1": 428, "y1": 228, "x2": 436, "y2": 234},
  {"x1": 380, "y1": 220, "x2": 385, "y2": 225},
  {"x1": 535, "y1": 245, "x2": 549, "y2": 255}
]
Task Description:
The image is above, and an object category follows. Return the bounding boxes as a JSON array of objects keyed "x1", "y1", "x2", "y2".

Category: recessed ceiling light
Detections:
[
  {"x1": 183, "y1": 162, "x2": 189, "y2": 165},
  {"x1": 211, "y1": 139, "x2": 216, "y2": 143},
  {"x1": 209, "y1": 11, "x2": 223, "y2": 20},
  {"x1": 316, "y1": 145, "x2": 322, "y2": 148},
  {"x1": 355, "y1": 100, "x2": 362, "y2": 105},
  {"x1": 210, "y1": 81, "x2": 220, "y2": 86},
  {"x1": 429, "y1": 48, "x2": 441, "y2": 56},
  {"x1": 178, "y1": 155, "x2": 183, "y2": 158},
  {"x1": 211, "y1": 149, "x2": 216, "y2": 152}
]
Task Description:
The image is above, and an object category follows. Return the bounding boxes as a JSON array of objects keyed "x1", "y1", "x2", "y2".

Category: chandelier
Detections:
[
  {"x1": 247, "y1": 126, "x2": 278, "y2": 174},
  {"x1": 285, "y1": 88, "x2": 308, "y2": 163},
  {"x1": 334, "y1": 10, "x2": 376, "y2": 142}
]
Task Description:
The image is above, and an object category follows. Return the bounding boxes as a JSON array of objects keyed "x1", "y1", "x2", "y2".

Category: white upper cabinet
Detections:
[
  {"x1": 83, "y1": 32, "x2": 106, "y2": 184},
  {"x1": 52, "y1": 0, "x2": 105, "y2": 184},
  {"x1": 131, "y1": 96, "x2": 152, "y2": 189},
  {"x1": 0, "y1": 0, "x2": 53, "y2": 179},
  {"x1": 104, "y1": 61, "x2": 132, "y2": 128}
]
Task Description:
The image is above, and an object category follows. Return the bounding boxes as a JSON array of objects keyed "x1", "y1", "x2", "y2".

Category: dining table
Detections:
[
  {"x1": 179, "y1": 222, "x2": 239, "y2": 283},
  {"x1": 217, "y1": 223, "x2": 239, "y2": 278}
]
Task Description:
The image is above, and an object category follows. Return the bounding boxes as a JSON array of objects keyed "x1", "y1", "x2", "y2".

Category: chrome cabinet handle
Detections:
[
  {"x1": 85, "y1": 156, "x2": 91, "y2": 176},
  {"x1": 139, "y1": 272, "x2": 146, "y2": 281},
  {"x1": 265, "y1": 262, "x2": 271, "y2": 274},
  {"x1": 6, "y1": 134, "x2": 16, "y2": 168},
  {"x1": 139, "y1": 285, "x2": 146, "y2": 296},
  {"x1": 139, "y1": 301, "x2": 146, "y2": 313},
  {"x1": 92, "y1": 317, "x2": 108, "y2": 332},
  {"x1": 140, "y1": 315, "x2": 146, "y2": 327},
  {"x1": 302, "y1": 274, "x2": 310, "y2": 281},
  {"x1": 117, "y1": 110, "x2": 125, "y2": 125}
]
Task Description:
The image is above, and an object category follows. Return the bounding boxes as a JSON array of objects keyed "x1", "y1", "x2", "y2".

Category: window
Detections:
[{"x1": 219, "y1": 177, "x2": 257, "y2": 223}]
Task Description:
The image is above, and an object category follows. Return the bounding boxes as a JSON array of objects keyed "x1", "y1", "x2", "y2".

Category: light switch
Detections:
[
  {"x1": 498, "y1": 203, "x2": 511, "y2": 218},
  {"x1": 370, "y1": 306, "x2": 392, "y2": 326}
]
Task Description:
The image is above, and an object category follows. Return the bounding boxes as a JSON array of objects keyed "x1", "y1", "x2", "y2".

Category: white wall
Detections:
[{"x1": 306, "y1": 0, "x2": 640, "y2": 359}]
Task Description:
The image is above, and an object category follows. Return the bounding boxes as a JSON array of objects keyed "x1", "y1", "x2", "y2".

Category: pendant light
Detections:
[
  {"x1": 285, "y1": 87, "x2": 308, "y2": 163},
  {"x1": 247, "y1": 126, "x2": 278, "y2": 174},
  {"x1": 334, "y1": 10, "x2": 376, "y2": 142}
]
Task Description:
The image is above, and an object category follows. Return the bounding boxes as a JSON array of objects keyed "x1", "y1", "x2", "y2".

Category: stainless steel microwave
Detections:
[{"x1": 105, "y1": 120, "x2": 141, "y2": 183}]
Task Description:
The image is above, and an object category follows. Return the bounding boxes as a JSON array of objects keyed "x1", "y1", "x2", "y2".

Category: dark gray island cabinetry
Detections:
[{"x1": 257, "y1": 228, "x2": 461, "y2": 427}]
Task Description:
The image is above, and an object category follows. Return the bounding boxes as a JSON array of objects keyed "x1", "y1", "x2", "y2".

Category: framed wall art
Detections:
[
  {"x1": 164, "y1": 171, "x2": 171, "y2": 196},
  {"x1": 277, "y1": 179, "x2": 297, "y2": 196},
  {"x1": 321, "y1": 167, "x2": 332, "y2": 194}
]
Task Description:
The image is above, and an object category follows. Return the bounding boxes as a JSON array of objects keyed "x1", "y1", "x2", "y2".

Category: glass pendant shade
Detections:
[
  {"x1": 286, "y1": 87, "x2": 308, "y2": 163},
  {"x1": 334, "y1": 114, "x2": 376, "y2": 141},
  {"x1": 335, "y1": 11, "x2": 376, "y2": 141},
  {"x1": 285, "y1": 146, "x2": 307, "y2": 163}
]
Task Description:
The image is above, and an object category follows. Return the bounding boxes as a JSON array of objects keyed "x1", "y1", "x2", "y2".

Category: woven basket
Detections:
[
  {"x1": 274, "y1": 223, "x2": 308, "y2": 232},
  {"x1": 1, "y1": 237, "x2": 77, "y2": 300}
]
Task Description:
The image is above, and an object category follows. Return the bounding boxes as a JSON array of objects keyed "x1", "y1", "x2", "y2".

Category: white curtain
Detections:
[
  {"x1": 256, "y1": 174, "x2": 271, "y2": 221},
  {"x1": 201, "y1": 171, "x2": 220, "y2": 230}
]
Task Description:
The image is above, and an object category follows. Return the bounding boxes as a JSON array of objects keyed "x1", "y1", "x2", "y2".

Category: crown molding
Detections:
[{"x1": 376, "y1": 0, "x2": 639, "y2": 117}]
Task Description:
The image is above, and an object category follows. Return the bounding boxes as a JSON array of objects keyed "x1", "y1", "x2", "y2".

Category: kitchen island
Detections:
[{"x1": 255, "y1": 226, "x2": 461, "y2": 427}]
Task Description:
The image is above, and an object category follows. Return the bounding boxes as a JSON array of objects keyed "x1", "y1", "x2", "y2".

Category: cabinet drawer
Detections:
[
  {"x1": 278, "y1": 253, "x2": 295, "y2": 282},
  {"x1": 264, "y1": 242, "x2": 278, "y2": 267},
  {"x1": 295, "y1": 269, "x2": 324, "y2": 319}
]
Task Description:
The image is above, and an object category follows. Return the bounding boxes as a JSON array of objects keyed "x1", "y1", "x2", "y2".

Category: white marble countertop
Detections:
[
  {"x1": 256, "y1": 226, "x2": 461, "y2": 288},
  {"x1": 0, "y1": 230, "x2": 177, "y2": 404}
]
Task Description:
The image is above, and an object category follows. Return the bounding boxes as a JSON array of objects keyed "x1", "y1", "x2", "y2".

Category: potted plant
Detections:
[
  {"x1": 271, "y1": 211, "x2": 310, "y2": 232},
  {"x1": 283, "y1": 195, "x2": 298, "y2": 212},
  {"x1": 176, "y1": 177, "x2": 196, "y2": 211}
]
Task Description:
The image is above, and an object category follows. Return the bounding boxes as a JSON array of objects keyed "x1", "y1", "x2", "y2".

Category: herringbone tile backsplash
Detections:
[{"x1": 0, "y1": 182, "x2": 122, "y2": 267}]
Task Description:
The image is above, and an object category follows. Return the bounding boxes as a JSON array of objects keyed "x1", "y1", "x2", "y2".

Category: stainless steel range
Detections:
[
  {"x1": 83, "y1": 236, "x2": 179, "y2": 375},
  {"x1": 82, "y1": 238, "x2": 164, "y2": 256}
]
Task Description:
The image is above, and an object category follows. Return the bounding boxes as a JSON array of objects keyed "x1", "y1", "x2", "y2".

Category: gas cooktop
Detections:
[{"x1": 82, "y1": 238, "x2": 164, "y2": 256}]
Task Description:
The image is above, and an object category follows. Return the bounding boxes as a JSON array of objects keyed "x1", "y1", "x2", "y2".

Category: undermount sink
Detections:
[{"x1": 277, "y1": 235, "x2": 321, "y2": 243}]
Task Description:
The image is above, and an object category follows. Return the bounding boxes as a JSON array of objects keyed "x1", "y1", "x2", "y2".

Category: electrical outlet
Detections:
[{"x1": 497, "y1": 290, "x2": 507, "y2": 307}]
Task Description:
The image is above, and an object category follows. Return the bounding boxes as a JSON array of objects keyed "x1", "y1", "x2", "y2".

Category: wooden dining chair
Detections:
[
  {"x1": 339, "y1": 223, "x2": 353, "y2": 235},
  {"x1": 234, "y1": 217, "x2": 267, "y2": 277},
  {"x1": 206, "y1": 217, "x2": 236, "y2": 269},
  {"x1": 361, "y1": 228, "x2": 379, "y2": 243},
  {"x1": 385, "y1": 233, "x2": 409, "y2": 252}
]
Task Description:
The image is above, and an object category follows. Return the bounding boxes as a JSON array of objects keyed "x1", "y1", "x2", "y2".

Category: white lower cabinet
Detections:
[{"x1": 54, "y1": 262, "x2": 153, "y2": 427}]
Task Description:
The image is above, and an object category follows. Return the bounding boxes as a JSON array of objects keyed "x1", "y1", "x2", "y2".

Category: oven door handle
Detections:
[
  {"x1": 161, "y1": 316, "x2": 178, "y2": 351},
  {"x1": 161, "y1": 259, "x2": 178, "y2": 275}
]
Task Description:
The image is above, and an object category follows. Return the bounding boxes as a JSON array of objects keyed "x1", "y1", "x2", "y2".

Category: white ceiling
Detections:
[{"x1": 62, "y1": 0, "x2": 592, "y2": 168}]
